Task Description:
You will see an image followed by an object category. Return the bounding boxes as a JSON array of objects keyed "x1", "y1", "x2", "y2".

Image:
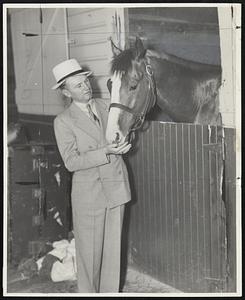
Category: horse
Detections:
[{"x1": 105, "y1": 37, "x2": 222, "y2": 144}]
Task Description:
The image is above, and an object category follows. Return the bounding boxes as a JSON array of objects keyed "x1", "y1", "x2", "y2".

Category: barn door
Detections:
[
  {"x1": 9, "y1": 7, "x2": 126, "y2": 114},
  {"x1": 9, "y1": 7, "x2": 67, "y2": 116},
  {"x1": 10, "y1": 8, "x2": 43, "y2": 114},
  {"x1": 127, "y1": 122, "x2": 230, "y2": 292}
]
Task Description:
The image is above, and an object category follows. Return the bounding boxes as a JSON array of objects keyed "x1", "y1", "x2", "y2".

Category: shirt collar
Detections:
[{"x1": 73, "y1": 99, "x2": 94, "y2": 111}]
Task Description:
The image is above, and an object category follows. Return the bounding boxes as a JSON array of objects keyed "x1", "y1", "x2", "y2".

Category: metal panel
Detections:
[{"x1": 127, "y1": 122, "x2": 234, "y2": 292}]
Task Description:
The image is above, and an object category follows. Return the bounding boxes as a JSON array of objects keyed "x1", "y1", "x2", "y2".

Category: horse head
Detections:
[
  {"x1": 106, "y1": 37, "x2": 222, "y2": 144},
  {"x1": 106, "y1": 37, "x2": 157, "y2": 144}
]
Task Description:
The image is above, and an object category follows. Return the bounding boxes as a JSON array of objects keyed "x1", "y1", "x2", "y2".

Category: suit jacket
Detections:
[{"x1": 54, "y1": 99, "x2": 131, "y2": 210}]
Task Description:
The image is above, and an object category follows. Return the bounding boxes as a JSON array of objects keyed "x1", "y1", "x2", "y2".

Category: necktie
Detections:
[{"x1": 87, "y1": 103, "x2": 100, "y2": 126}]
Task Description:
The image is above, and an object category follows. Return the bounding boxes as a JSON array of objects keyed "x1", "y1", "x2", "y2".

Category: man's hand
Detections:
[{"x1": 105, "y1": 141, "x2": 132, "y2": 155}]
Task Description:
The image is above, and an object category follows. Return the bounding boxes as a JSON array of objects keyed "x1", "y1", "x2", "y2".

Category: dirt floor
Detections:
[{"x1": 6, "y1": 264, "x2": 181, "y2": 294}]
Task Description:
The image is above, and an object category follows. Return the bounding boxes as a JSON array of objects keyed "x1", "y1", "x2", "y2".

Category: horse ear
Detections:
[
  {"x1": 107, "y1": 78, "x2": 112, "y2": 95},
  {"x1": 110, "y1": 37, "x2": 122, "y2": 57},
  {"x1": 135, "y1": 37, "x2": 146, "y2": 60}
]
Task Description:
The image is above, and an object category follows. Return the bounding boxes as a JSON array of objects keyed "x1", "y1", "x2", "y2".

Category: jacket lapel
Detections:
[{"x1": 69, "y1": 102, "x2": 100, "y2": 141}]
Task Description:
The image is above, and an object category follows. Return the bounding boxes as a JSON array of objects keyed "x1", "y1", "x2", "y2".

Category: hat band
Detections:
[{"x1": 57, "y1": 69, "x2": 84, "y2": 84}]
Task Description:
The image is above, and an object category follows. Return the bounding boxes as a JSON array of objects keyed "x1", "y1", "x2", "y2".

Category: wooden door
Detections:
[
  {"x1": 9, "y1": 8, "x2": 67, "y2": 116},
  {"x1": 127, "y1": 122, "x2": 235, "y2": 292}
]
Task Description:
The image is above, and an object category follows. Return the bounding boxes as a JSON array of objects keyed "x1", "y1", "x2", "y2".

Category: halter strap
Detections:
[
  {"x1": 109, "y1": 103, "x2": 143, "y2": 117},
  {"x1": 109, "y1": 58, "x2": 157, "y2": 133}
]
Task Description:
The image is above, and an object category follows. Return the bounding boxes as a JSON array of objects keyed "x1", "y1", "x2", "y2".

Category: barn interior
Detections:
[{"x1": 5, "y1": 5, "x2": 239, "y2": 294}]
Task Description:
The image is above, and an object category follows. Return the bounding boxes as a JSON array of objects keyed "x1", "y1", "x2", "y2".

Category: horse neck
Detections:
[
  {"x1": 146, "y1": 49, "x2": 221, "y2": 75},
  {"x1": 145, "y1": 52, "x2": 221, "y2": 123}
]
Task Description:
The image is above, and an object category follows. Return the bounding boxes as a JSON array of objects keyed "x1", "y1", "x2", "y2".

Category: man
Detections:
[{"x1": 52, "y1": 59, "x2": 132, "y2": 293}]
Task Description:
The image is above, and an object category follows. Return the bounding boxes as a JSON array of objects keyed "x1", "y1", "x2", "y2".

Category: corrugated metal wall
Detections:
[{"x1": 127, "y1": 122, "x2": 235, "y2": 292}]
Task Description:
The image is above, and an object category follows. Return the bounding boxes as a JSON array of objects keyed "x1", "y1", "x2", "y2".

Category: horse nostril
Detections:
[
  {"x1": 115, "y1": 132, "x2": 120, "y2": 142},
  {"x1": 111, "y1": 132, "x2": 121, "y2": 145}
]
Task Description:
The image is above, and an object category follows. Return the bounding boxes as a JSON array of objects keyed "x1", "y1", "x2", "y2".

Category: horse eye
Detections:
[{"x1": 129, "y1": 84, "x2": 137, "y2": 91}]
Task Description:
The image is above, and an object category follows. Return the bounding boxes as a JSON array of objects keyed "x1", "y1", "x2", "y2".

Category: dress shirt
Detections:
[{"x1": 73, "y1": 99, "x2": 99, "y2": 120}]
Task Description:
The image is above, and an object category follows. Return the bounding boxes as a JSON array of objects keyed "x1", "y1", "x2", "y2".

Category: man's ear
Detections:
[{"x1": 61, "y1": 88, "x2": 71, "y2": 98}]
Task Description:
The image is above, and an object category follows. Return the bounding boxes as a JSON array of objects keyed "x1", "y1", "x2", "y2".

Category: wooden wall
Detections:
[
  {"x1": 223, "y1": 128, "x2": 236, "y2": 292},
  {"x1": 7, "y1": 12, "x2": 18, "y2": 124},
  {"x1": 67, "y1": 8, "x2": 112, "y2": 101},
  {"x1": 9, "y1": 8, "x2": 68, "y2": 116},
  {"x1": 127, "y1": 7, "x2": 221, "y2": 65},
  {"x1": 126, "y1": 122, "x2": 236, "y2": 292},
  {"x1": 8, "y1": 7, "x2": 124, "y2": 119},
  {"x1": 8, "y1": 7, "x2": 124, "y2": 143}
]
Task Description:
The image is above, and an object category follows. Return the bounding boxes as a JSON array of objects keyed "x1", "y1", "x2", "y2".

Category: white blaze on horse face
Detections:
[{"x1": 106, "y1": 72, "x2": 126, "y2": 144}]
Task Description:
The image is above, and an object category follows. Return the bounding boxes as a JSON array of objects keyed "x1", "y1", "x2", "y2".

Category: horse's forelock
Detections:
[{"x1": 111, "y1": 49, "x2": 135, "y2": 75}]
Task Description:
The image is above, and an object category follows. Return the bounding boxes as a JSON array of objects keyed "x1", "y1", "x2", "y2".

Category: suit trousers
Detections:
[{"x1": 72, "y1": 204, "x2": 125, "y2": 293}]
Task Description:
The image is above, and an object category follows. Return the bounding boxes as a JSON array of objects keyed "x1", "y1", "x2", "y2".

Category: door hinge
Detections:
[
  {"x1": 22, "y1": 33, "x2": 39, "y2": 37},
  {"x1": 67, "y1": 39, "x2": 76, "y2": 45},
  {"x1": 203, "y1": 127, "x2": 226, "y2": 160}
]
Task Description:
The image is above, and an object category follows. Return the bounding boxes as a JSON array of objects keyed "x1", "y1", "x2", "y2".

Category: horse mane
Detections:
[
  {"x1": 146, "y1": 49, "x2": 221, "y2": 74},
  {"x1": 111, "y1": 46, "x2": 221, "y2": 77},
  {"x1": 111, "y1": 49, "x2": 136, "y2": 74}
]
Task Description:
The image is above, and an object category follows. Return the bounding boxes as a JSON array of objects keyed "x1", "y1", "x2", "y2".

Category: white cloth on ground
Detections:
[{"x1": 36, "y1": 238, "x2": 77, "y2": 282}]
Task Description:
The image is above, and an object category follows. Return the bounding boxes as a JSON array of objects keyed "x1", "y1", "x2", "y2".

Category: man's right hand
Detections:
[{"x1": 104, "y1": 141, "x2": 132, "y2": 155}]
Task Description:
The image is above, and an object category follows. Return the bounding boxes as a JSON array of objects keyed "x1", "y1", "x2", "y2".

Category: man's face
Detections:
[{"x1": 63, "y1": 74, "x2": 92, "y2": 103}]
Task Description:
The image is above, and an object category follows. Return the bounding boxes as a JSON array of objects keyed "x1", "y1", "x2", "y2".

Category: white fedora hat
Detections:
[{"x1": 52, "y1": 58, "x2": 92, "y2": 90}]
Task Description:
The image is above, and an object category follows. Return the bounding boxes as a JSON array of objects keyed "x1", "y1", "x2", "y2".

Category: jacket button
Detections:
[
  {"x1": 118, "y1": 170, "x2": 122, "y2": 175},
  {"x1": 97, "y1": 177, "x2": 100, "y2": 181}
]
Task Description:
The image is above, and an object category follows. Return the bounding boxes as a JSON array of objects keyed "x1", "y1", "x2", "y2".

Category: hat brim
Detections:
[{"x1": 51, "y1": 70, "x2": 93, "y2": 90}]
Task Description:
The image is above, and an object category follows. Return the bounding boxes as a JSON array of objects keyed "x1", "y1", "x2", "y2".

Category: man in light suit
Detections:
[{"x1": 52, "y1": 59, "x2": 132, "y2": 293}]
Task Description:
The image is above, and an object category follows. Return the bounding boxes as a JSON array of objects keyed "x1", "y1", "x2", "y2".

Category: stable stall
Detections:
[{"x1": 6, "y1": 5, "x2": 239, "y2": 293}]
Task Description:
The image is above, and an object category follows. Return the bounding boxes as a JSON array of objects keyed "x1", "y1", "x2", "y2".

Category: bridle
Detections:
[{"x1": 109, "y1": 59, "x2": 157, "y2": 136}]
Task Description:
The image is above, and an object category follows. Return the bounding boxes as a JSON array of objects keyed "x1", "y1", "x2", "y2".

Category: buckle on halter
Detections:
[{"x1": 145, "y1": 64, "x2": 153, "y2": 76}]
